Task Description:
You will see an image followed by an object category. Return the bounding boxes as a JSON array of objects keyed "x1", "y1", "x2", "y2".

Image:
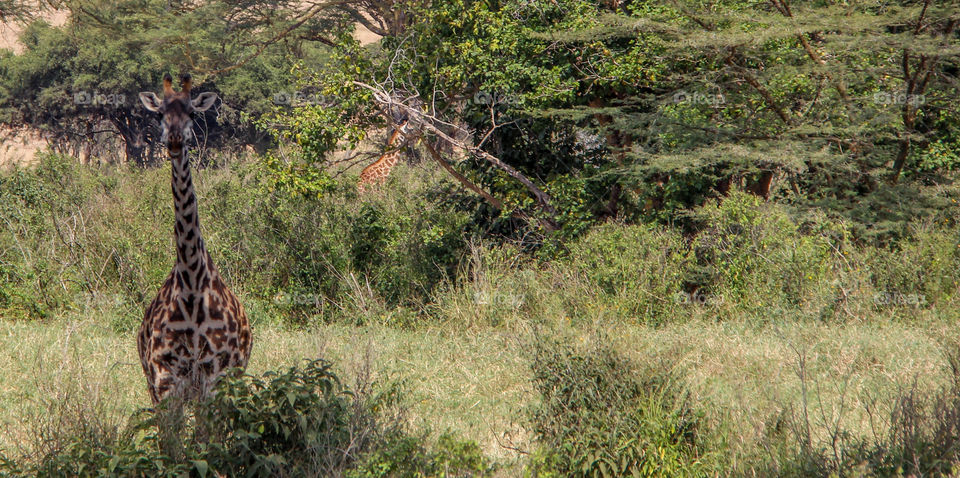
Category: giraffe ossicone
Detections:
[{"x1": 136, "y1": 73, "x2": 252, "y2": 404}]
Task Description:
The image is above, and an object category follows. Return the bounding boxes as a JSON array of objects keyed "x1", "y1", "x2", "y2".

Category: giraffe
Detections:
[
  {"x1": 136, "y1": 73, "x2": 252, "y2": 404},
  {"x1": 357, "y1": 117, "x2": 411, "y2": 193}
]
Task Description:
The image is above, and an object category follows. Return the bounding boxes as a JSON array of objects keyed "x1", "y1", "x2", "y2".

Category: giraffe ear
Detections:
[
  {"x1": 191, "y1": 92, "x2": 218, "y2": 112},
  {"x1": 139, "y1": 92, "x2": 163, "y2": 113}
]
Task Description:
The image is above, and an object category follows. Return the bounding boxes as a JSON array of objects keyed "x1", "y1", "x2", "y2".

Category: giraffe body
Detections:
[
  {"x1": 358, "y1": 119, "x2": 409, "y2": 193},
  {"x1": 137, "y1": 74, "x2": 251, "y2": 404},
  {"x1": 138, "y1": 261, "x2": 251, "y2": 403}
]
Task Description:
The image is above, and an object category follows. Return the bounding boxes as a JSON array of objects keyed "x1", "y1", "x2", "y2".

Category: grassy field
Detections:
[
  {"x1": 0, "y1": 318, "x2": 533, "y2": 462},
  {"x1": 1, "y1": 314, "x2": 953, "y2": 473},
  {"x1": 3, "y1": 155, "x2": 960, "y2": 475}
]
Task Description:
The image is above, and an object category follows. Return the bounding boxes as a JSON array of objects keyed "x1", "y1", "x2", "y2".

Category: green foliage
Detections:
[
  {"x1": 348, "y1": 432, "x2": 493, "y2": 478},
  {"x1": 0, "y1": 154, "x2": 169, "y2": 324},
  {"x1": 0, "y1": 154, "x2": 471, "y2": 326},
  {"x1": 275, "y1": 0, "x2": 960, "y2": 239},
  {"x1": 867, "y1": 223, "x2": 960, "y2": 308},
  {"x1": 0, "y1": 0, "x2": 336, "y2": 163},
  {"x1": 6, "y1": 157, "x2": 960, "y2": 328},
  {"x1": 691, "y1": 191, "x2": 838, "y2": 312},
  {"x1": 156, "y1": 360, "x2": 360, "y2": 476},
  {"x1": 564, "y1": 222, "x2": 692, "y2": 324},
  {"x1": 527, "y1": 337, "x2": 713, "y2": 477}
]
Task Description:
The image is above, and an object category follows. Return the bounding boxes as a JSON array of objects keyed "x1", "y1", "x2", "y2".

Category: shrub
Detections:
[
  {"x1": 170, "y1": 359, "x2": 361, "y2": 476},
  {"x1": 0, "y1": 154, "x2": 472, "y2": 327},
  {"x1": 526, "y1": 336, "x2": 713, "y2": 477},
  {"x1": 866, "y1": 222, "x2": 960, "y2": 309},
  {"x1": 563, "y1": 222, "x2": 692, "y2": 324},
  {"x1": 348, "y1": 432, "x2": 493, "y2": 478},
  {"x1": 691, "y1": 192, "x2": 840, "y2": 317}
]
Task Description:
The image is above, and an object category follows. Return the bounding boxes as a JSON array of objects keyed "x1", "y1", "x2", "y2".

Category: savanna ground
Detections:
[{"x1": 2, "y1": 154, "x2": 960, "y2": 476}]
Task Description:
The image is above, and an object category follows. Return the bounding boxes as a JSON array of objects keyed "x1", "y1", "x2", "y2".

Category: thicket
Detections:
[
  {"x1": 526, "y1": 337, "x2": 713, "y2": 477},
  {"x1": 0, "y1": 153, "x2": 471, "y2": 326},
  {"x1": 2, "y1": 154, "x2": 959, "y2": 329}
]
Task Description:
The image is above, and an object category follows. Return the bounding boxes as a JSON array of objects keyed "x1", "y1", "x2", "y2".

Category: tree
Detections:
[
  {"x1": 0, "y1": 0, "x2": 345, "y2": 164},
  {"x1": 269, "y1": 0, "x2": 960, "y2": 241}
]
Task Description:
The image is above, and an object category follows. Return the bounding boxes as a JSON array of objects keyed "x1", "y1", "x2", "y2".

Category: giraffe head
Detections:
[{"x1": 139, "y1": 73, "x2": 218, "y2": 157}]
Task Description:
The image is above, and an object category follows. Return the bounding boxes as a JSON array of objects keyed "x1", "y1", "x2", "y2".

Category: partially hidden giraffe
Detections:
[
  {"x1": 357, "y1": 117, "x2": 411, "y2": 193},
  {"x1": 137, "y1": 73, "x2": 252, "y2": 404}
]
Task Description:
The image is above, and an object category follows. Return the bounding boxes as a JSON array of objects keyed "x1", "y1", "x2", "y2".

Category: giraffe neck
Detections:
[
  {"x1": 170, "y1": 147, "x2": 211, "y2": 292},
  {"x1": 377, "y1": 150, "x2": 402, "y2": 171},
  {"x1": 379, "y1": 128, "x2": 406, "y2": 171},
  {"x1": 358, "y1": 126, "x2": 408, "y2": 191}
]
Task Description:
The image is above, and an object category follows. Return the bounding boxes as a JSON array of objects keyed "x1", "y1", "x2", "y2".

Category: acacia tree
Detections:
[
  {"x1": 0, "y1": 0, "x2": 51, "y2": 22},
  {"x1": 622, "y1": 0, "x2": 960, "y2": 237},
  {"x1": 267, "y1": 0, "x2": 959, "y2": 240},
  {"x1": 0, "y1": 0, "x2": 348, "y2": 164}
]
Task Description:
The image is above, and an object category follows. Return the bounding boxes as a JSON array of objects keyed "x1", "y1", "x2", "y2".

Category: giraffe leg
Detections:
[{"x1": 149, "y1": 359, "x2": 179, "y2": 404}]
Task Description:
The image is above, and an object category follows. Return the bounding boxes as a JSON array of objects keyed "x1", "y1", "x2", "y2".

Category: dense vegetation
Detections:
[
  {"x1": 0, "y1": 0, "x2": 959, "y2": 476},
  {"x1": 1, "y1": 153, "x2": 960, "y2": 475}
]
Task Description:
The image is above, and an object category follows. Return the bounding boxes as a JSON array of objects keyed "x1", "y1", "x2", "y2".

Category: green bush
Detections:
[
  {"x1": 691, "y1": 192, "x2": 841, "y2": 317},
  {"x1": 4, "y1": 155, "x2": 960, "y2": 329},
  {"x1": 175, "y1": 360, "x2": 359, "y2": 475},
  {"x1": 348, "y1": 432, "x2": 493, "y2": 478},
  {"x1": 0, "y1": 154, "x2": 170, "y2": 324},
  {"x1": 526, "y1": 337, "x2": 713, "y2": 477},
  {"x1": 867, "y1": 223, "x2": 960, "y2": 309},
  {"x1": 564, "y1": 222, "x2": 692, "y2": 324},
  {"x1": 0, "y1": 154, "x2": 471, "y2": 326}
]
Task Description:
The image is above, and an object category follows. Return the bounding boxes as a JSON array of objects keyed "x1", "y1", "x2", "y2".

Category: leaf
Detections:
[
  {"x1": 192, "y1": 459, "x2": 209, "y2": 478},
  {"x1": 107, "y1": 455, "x2": 120, "y2": 473}
]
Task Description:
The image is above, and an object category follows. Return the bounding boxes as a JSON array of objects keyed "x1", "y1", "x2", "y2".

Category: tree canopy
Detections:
[
  {"x1": 268, "y1": 0, "x2": 960, "y2": 241},
  {"x1": 1, "y1": 0, "x2": 957, "y2": 242}
]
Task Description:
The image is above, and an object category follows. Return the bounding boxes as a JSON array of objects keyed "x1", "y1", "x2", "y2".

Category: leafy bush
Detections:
[
  {"x1": 0, "y1": 154, "x2": 471, "y2": 327},
  {"x1": 563, "y1": 222, "x2": 692, "y2": 324},
  {"x1": 161, "y1": 359, "x2": 365, "y2": 476},
  {"x1": 690, "y1": 192, "x2": 842, "y2": 317},
  {"x1": 866, "y1": 223, "x2": 960, "y2": 309},
  {"x1": 0, "y1": 154, "x2": 170, "y2": 324},
  {"x1": 348, "y1": 432, "x2": 493, "y2": 478},
  {"x1": 526, "y1": 337, "x2": 713, "y2": 477}
]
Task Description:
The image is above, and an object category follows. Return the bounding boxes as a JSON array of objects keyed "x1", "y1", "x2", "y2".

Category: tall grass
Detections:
[{"x1": 3, "y1": 155, "x2": 960, "y2": 475}]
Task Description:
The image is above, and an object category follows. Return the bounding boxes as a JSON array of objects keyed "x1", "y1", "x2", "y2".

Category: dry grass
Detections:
[
  {"x1": 0, "y1": 318, "x2": 532, "y2": 462},
  {"x1": 0, "y1": 315, "x2": 951, "y2": 470},
  {"x1": 611, "y1": 320, "x2": 948, "y2": 461}
]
